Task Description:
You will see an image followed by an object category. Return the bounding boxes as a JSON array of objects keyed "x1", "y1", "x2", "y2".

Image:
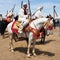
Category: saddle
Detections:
[
  {"x1": 11, "y1": 21, "x2": 22, "y2": 34},
  {"x1": 23, "y1": 21, "x2": 45, "y2": 38}
]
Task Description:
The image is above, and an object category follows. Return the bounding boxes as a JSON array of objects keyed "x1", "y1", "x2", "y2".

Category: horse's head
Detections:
[
  {"x1": 44, "y1": 17, "x2": 53, "y2": 30},
  {"x1": 46, "y1": 14, "x2": 54, "y2": 20},
  {"x1": 5, "y1": 11, "x2": 14, "y2": 22},
  {"x1": 7, "y1": 11, "x2": 13, "y2": 18}
]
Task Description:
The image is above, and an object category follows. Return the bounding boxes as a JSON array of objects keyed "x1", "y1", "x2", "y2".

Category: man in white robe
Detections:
[
  {"x1": 30, "y1": 6, "x2": 46, "y2": 30},
  {"x1": 34, "y1": 6, "x2": 43, "y2": 19},
  {"x1": 18, "y1": 2, "x2": 29, "y2": 27}
]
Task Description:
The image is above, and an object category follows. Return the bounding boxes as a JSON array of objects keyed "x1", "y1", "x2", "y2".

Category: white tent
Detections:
[{"x1": 55, "y1": 16, "x2": 60, "y2": 20}]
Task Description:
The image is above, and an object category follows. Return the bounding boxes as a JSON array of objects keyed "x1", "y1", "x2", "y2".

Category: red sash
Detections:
[
  {"x1": 29, "y1": 27, "x2": 40, "y2": 38},
  {"x1": 29, "y1": 26, "x2": 45, "y2": 39},
  {"x1": 11, "y1": 21, "x2": 18, "y2": 34},
  {"x1": 47, "y1": 25, "x2": 53, "y2": 30}
]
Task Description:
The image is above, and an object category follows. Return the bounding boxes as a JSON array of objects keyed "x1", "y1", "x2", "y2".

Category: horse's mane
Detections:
[
  {"x1": 46, "y1": 15, "x2": 54, "y2": 19},
  {"x1": 14, "y1": 15, "x2": 18, "y2": 21}
]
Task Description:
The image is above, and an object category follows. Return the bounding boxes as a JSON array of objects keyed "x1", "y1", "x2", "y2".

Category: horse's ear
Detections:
[
  {"x1": 46, "y1": 15, "x2": 49, "y2": 18},
  {"x1": 14, "y1": 15, "x2": 18, "y2": 20}
]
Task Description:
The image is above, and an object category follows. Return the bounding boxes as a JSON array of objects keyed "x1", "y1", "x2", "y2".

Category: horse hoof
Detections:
[
  {"x1": 11, "y1": 50, "x2": 14, "y2": 52},
  {"x1": 9, "y1": 48, "x2": 14, "y2": 52},
  {"x1": 40, "y1": 40, "x2": 43, "y2": 44},
  {"x1": 27, "y1": 54, "x2": 31, "y2": 58},
  {"x1": 33, "y1": 53, "x2": 36, "y2": 57}
]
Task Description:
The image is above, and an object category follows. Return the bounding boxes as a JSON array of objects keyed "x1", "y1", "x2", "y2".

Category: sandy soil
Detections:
[{"x1": 0, "y1": 27, "x2": 60, "y2": 60}]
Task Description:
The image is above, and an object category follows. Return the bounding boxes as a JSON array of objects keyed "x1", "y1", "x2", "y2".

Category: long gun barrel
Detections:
[
  {"x1": 28, "y1": 0, "x2": 31, "y2": 19},
  {"x1": 10, "y1": 4, "x2": 16, "y2": 12},
  {"x1": 21, "y1": 1, "x2": 23, "y2": 8}
]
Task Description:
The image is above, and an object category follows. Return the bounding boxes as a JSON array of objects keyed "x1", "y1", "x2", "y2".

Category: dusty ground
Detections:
[{"x1": 0, "y1": 27, "x2": 60, "y2": 60}]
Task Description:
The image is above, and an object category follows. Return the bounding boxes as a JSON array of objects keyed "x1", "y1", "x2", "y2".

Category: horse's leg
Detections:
[
  {"x1": 25, "y1": 32, "x2": 29, "y2": 46},
  {"x1": 13, "y1": 33, "x2": 18, "y2": 42},
  {"x1": 32, "y1": 39, "x2": 36, "y2": 56},
  {"x1": 9, "y1": 33, "x2": 14, "y2": 52},
  {"x1": 41, "y1": 36, "x2": 45, "y2": 44},
  {"x1": 40, "y1": 29, "x2": 46, "y2": 44},
  {"x1": 27, "y1": 32, "x2": 33, "y2": 57}
]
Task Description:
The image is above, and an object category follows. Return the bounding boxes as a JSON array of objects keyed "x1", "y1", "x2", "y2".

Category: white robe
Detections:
[
  {"x1": 34, "y1": 10, "x2": 42, "y2": 18},
  {"x1": 30, "y1": 18, "x2": 48, "y2": 30},
  {"x1": 18, "y1": 8, "x2": 28, "y2": 27}
]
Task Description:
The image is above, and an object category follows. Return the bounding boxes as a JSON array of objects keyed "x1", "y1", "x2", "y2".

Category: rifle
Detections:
[
  {"x1": 31, "y1": 9, "x2": 40, "y2": 17},
  {"x1": 28, "y1": 0, "x2": 31, "y2": 19},
  {"x1": 5, "y1": 10, "x2": 8, "y2": 16},
  {"x1": 10, "y1": 4, "x2": 16, "y2": 12},
  {"x1": 21, "y1": 1, "x2": 23, "y2": 8},
  {"x1": 32, "y1": 7, "x2": 43, "y2": 17}
]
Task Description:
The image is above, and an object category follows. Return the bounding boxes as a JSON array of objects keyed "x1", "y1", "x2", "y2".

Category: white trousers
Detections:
[{"x1": 18, "y1": 18, "x2": 29, "y2": 27}]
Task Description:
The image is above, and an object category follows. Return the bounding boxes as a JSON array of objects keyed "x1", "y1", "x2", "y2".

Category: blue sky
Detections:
[{"x1": 0, "y1": 0, "x2": 60, "y2": 17}]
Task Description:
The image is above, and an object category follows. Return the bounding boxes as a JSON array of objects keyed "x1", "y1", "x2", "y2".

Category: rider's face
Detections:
[{"x1": 23, "y1": 4, "x2": 27, "y2": 9}]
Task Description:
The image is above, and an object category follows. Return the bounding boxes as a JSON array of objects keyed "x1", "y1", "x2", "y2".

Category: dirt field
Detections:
[{"x1": 0, "y1": 27, "x2": 60, "y2": 60}]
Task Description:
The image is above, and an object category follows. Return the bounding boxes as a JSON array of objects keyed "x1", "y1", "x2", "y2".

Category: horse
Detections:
[
  {"x1": 7, "y1": 17, "x2": 53, "y2": 57},
  {"x1": 0, "y1": 11, "x2": 14, "y2": 38}
]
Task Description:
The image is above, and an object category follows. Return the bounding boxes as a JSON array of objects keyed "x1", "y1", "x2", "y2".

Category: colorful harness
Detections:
[{"x1": 11, "y1": 21, "x2": 18, "y2": 34}]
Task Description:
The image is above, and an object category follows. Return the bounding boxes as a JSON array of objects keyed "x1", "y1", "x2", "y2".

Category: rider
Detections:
[
  {"x1": 32, "y1": 6, "x2": 44, "y2": 20},
  {"x1": 18, "y1": 2, "x2": 29, "y2": 30},
  {"x1": 29, "y1": 6, "x2": 46, "y2": 38}
]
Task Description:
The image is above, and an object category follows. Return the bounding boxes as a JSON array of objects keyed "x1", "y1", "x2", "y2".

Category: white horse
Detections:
[{"x1": 7, "y1": 17, "x2": 53, "y2": 57}]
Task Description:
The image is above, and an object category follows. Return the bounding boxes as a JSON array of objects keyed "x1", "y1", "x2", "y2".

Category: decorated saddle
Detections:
[
  {"x1": 24, "y1": 25, "x2": 44, "y2": 39},
  {"x1": 11, "y1": 21, "x2": 23, "y2": 34}
]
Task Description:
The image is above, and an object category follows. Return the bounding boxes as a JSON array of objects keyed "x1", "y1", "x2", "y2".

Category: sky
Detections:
[{"x1": 0, "y1": 0, "x2": 60, "y2": 17}]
